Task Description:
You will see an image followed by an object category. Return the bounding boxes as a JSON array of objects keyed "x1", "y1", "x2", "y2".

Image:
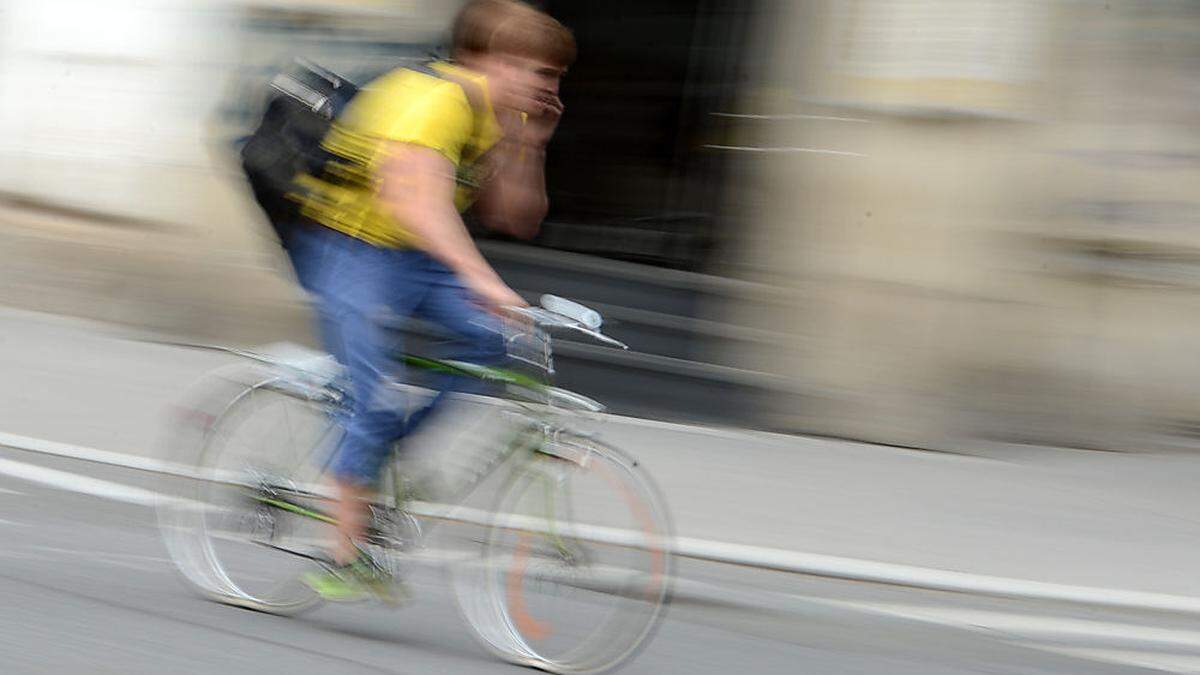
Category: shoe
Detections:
[{"x1": 302, "y1": 553, "x2": 407, "y2": 605}]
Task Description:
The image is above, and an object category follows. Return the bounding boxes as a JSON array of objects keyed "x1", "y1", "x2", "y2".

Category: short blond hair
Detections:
[{"x1": 452, "y1": 0, "x2": 576, "y2": 68}]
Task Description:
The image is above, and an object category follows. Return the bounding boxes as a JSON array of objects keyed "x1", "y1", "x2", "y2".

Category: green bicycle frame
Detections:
[{"x1": 248, "y1": 352, "x2": 562, "y2": 534}]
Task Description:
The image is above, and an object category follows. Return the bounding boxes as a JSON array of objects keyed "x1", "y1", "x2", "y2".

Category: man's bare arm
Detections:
[
  {"x1": 474, "y1": 95, "x2": 564, "y2": 239},
  {"x1": 473, "y1": 139, "x2": 549, "y2": 239},
  {"x1": 379, "y1": 142, "x2": 524, "y2": 308}
]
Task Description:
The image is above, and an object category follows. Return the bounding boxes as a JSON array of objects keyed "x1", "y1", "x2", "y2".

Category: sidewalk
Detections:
[{"x1": 2, "y1": 304, "x2": 1200, "y2": 602}]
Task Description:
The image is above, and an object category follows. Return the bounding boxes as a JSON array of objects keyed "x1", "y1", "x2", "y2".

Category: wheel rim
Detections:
[
  {"x1": 167, "y1": 380, "x2": 340, "y2": 611},
  {"x1": 473, "y1": 442, "x2": 672, "y2": 673}
]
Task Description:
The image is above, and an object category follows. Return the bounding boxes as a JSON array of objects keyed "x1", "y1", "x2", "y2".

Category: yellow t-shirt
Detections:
[{"x1": 296, "y1": 62, "x2": 504, "y2": 248}]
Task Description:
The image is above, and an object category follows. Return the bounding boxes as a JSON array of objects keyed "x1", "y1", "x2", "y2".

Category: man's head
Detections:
[{"x1": 451, "y1": 0, "x2": 576, "y2": 115}]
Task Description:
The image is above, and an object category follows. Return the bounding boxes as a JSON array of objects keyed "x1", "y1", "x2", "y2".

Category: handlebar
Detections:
[{"x1": 506, "y1": 299, "x2": 628, "y2": 350}]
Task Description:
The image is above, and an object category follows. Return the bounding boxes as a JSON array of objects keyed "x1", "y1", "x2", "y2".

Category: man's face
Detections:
[{"x1": 478, "y1": 52, "x2": 565, "y2": 115}]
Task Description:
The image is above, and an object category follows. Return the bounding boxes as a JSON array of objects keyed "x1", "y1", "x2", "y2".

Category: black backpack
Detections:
[{"x1": 239, "y1": 61, "x2": 359, "y2": 248}]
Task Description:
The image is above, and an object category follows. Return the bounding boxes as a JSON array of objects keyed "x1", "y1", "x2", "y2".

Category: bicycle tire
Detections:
[
  {"x1": 452, "y1": 434, "x2": 674, "y2": 674},
  {"x1": 158, "y1": 362, "x2": 341, "y2": 614}
]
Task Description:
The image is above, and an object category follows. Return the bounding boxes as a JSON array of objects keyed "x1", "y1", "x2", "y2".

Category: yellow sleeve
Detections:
[{"x1": 357, "y1": 80, "x2": 474, "y2": 167}]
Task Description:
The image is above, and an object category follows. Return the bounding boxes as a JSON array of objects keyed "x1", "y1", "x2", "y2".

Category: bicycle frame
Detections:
[{"x1": 241, "y1": 351, "x2": 581, "y2": 547}]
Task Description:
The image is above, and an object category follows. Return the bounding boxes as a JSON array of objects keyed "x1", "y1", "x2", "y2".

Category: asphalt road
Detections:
[
  {"x1": 5, "y1": 307, "x2": 1200, "y2": 672},
  {"x1": 6, "y1": 305, "x2": 1200, "y2": 596},
  {"x1": 2, "y1": 446, "x2": 1198, "y2": 675}
]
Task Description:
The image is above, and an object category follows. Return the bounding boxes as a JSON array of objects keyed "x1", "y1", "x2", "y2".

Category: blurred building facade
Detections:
[
  {"x1": 725, "y1": 0, "x2": 1200, "y2": 451},
  {"x1": 1, "y1": 0, "x2": 1199, "y2": 451}
]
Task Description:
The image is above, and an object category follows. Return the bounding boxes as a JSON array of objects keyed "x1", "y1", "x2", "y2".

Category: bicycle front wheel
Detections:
[{"x1": 455, "y1": 435, "x2": 673, "y2": 674}]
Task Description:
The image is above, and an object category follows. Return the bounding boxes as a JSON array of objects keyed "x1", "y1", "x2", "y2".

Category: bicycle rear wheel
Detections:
[
  {"x1": 454, "y1": 435, "x2": 673, "y2": 674},
  {"x1": 159, "y1": 365, "x2": 341, "y2": 614}
]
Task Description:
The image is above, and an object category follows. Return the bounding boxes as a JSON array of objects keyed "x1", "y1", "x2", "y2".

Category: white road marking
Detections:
[
  {"x1": 0, "y1": 517, "x2": 29, "y2": 527},
  {"x1": 802, "y1": 599, "x2": 1200, "y2": 672},
  {"x1": 27, "y1": 544, "x2": 171, "y2": 572},
  {"x1": 0, "y1": 456, "x2": 164, "y2": 507},
  {"x1": 1036, "y1": 647, "x2": 1200, "y2": 674},
  {"x1": 0, "y1": 547, "x2": 49, "y2": 560},
  {"x1": 6, "y1": 431, "x2": 1200, "y2": 616},
  {"x1": 0, "y1": 424, "x2": 1195, "y2": 659},
  {"x1": 0, "y1": 430, "x2": 196, "y2": 477},
  {"x1": 831, "y1": 601, "x2": 1200, "y2": 651},
  {"x1": 6, "y1": 442, "x2": 1200, "y2": 666},
  {"x1": 0, "y1": 487, "x2": 24, "y2": 496},
  {"x1": 29, "y1": 544, "x2": 171, "y2": 563}
]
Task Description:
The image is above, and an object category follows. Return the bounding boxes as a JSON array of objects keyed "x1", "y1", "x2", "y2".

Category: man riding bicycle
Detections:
[{"x1": 286, "y1": 0, "x2": 575, "y2": 600}]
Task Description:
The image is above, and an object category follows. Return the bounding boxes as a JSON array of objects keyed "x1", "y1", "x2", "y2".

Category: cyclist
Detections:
[{"x1": 289, "y1": 0, "x2": 575, "y2": 601}]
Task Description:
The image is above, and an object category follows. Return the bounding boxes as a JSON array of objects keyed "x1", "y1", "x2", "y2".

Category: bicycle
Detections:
[{"x1": 157, "y1": 295, "x2": 674, "y2": 674}]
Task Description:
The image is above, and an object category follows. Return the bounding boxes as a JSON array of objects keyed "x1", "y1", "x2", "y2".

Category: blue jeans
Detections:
[
  {"x1": 304, "y1": 229, "x2": 507, "y2": 485},
  {"x1": 284, "y1": 225, "x2": 346, "y2": 364}
]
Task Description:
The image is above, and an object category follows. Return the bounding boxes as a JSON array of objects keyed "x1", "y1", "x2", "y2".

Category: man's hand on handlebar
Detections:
[{"x1": 468, "y1": 275, "x2": 528, "y2": 314}]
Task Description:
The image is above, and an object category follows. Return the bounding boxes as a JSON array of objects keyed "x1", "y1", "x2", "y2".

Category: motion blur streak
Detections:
[
  {"x1": 2, "y1": 1, "x2": 1200, "y2": 674},
  {"x1": 0, "y1": 0, "x2": 1194, "y2": 451}
]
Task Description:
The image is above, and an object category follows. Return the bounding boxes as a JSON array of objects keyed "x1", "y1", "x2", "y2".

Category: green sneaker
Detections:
[{"x1": 302, "y1": 554, "x2": 406, "y2": 605}]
